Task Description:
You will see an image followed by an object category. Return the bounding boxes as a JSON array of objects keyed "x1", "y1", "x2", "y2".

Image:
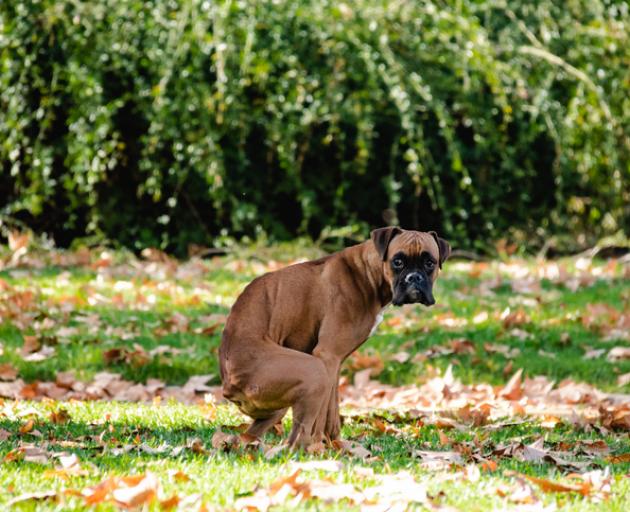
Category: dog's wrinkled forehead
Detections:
[{"x1": 387, "y1": 231, "x2": 439, "y2": 260}]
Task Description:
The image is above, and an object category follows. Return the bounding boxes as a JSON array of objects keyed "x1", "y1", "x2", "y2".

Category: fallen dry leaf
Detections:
[
  {"x1": 21, "y1": 335, "x2": 41, "y2": 355},
  {"x1": 159, "y1": 495, "x2": 180, "y2": 510},
  {"x1": 49, "y1": 408, "x2": 71, "y2": 424},
  {"x1": 7, "y1": 491, "x2": 58, "y2": 507},
  {"x1": 19, "y1": 419, "x2": 35, "y2": 434},
  {"x1": 438, "y1": 430, "x2": 452, "y2": 446},
  {"x1": 82, "y1": 472, "x2": 160, "y2": 509},
  {"x1": 606, "y1": 453, "x2": 630, "y2": 464},
  {"x1": 264, "y1": 444, "x2": 288, "y2": 460},
  {"x1": 211, "y1": 429, "x2": 237, "y2": 451},
  {"x1": 500, "y1": 369, "x2": 524, "y2": 400},
  {"x1": 523, "y1": 474, "x2": 588, "y2": 495},
  {"x1": 112, "y1": 472, "x2": 159, "y2": 508},
  {"x1": 0, "y1": 363, "x2": 18, "y2": 381},
  {"x1": 608, "y1": 347, "x2": 630, "y2": 362},
  {"x1": 332, "y1": 439, "x2": 372, "y2": 459},
  {"x1": 414, "y1": 450, "x2": 463, "y2": 470}
]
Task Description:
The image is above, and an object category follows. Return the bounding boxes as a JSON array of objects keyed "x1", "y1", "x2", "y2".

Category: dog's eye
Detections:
[
  {"x1": 392, "y1": 258, "x2": 404, "y2": 269},
  {"x1": 425, "y1": 260, "x2": 435, "y2": 271}
]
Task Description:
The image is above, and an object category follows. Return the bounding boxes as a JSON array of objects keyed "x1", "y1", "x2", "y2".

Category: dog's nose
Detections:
[{"x1": 404, "y1": 272, "x2": 423, "y2": 284}]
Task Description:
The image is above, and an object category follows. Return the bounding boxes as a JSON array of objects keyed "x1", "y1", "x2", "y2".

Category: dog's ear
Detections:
[
  {"x1": 429, "y1": 231, "x2": 451, "y2": 269},
  {"x1": 371, "y1": 227, "x2": 402, "y2": 261}
]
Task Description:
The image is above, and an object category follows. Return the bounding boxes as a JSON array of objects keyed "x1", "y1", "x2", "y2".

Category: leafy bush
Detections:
[{"x1": 1, "y1": 0, "x2": 628, "y2": 254}]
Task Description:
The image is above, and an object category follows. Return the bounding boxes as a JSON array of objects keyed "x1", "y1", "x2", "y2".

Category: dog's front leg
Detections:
[
  {"x1": 324, "y1": 365, "x2": 342, "y2": 439},
  {"x1": 311, "y1": 347, "x2": 343, "y2": 442}
]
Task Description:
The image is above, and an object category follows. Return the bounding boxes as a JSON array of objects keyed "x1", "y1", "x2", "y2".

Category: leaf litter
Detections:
[{"x1": 0, "y1": 244, "x2": 629, "y2": 510}]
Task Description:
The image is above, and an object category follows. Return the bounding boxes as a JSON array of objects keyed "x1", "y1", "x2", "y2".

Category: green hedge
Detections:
[{"x1": 1, "y1": 0, "x2": 628, "y2": 253}]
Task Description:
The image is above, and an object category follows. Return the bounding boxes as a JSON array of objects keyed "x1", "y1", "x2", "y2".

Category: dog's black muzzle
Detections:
[{"x1": 392, "y1": 272, "x2": 435, "y2": 307}]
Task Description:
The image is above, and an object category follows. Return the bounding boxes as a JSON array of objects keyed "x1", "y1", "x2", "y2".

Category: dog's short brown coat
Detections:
[{"x1": 219, "y1": 227, "x2": 450, "y2": 447}]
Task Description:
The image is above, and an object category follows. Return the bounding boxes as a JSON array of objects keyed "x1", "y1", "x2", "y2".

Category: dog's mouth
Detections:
[{"x1": 392, "y1": 285, "x2": 435, "y2": 307}]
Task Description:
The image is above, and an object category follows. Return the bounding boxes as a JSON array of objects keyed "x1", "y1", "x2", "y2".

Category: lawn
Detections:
[{"x1": 0, "y1": 242, "x2": 629, "y2": 511}]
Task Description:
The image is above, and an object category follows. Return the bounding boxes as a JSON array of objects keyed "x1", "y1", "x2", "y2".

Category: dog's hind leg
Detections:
[{"x1": 245, "y1": 408, "x2": 288, "y2": 438}]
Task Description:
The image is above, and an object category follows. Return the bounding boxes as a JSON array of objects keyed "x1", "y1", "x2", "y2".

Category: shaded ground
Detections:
[{"x1": 0, "y1": 242, "x2": 629, "y2": 510}]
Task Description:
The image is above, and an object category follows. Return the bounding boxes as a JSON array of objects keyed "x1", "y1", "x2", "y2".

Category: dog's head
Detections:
[{"x1": 371, "y1": 227, "x2": 451, "y2": 307}]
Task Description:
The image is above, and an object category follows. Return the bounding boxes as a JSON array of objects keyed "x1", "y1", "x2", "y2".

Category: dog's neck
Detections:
[{"x1": 351, "y1": 241, "x2": 393, "y2": 308}]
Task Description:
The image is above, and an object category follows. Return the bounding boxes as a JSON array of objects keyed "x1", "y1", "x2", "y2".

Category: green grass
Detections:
[{"x1": 0, "y1": 247, "x2": 629, "y2": 510}]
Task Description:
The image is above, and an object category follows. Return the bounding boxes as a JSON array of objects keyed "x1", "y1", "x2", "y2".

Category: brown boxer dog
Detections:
[{"x1": 219, "y1": 227, "x2": 450, "y2": 448}]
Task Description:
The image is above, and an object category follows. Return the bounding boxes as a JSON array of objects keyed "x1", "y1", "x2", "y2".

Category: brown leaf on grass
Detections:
[
  {"x1": 103, "y1": 345, "x2": 150, "y2": 367},
  {"x1": 112, "y1": 472, "x2": 159, "y2": 509},
  {"x1": 8, "y1": 230, "x2": 31, "y2": 252},
  {"x1": 24, "y1": 446, "x2": 50, "y2": 464},
  {"x1": 495, "y1": 481, "x2": 539, "y2": 504},
  {"x1": 23, "y1": 345, "x2": 56, "y2": 362},
  {"x1": 187, "y1": 437, "x2": 210, "y2": 454},
  {"x1": 502, "y1": 308, "x2": 530, "y2": 328},
  {"x1": 332, "y1": 439, "x2": 372, "y2": 459},
  {"x1": 500, "y1": 369, "x2": 524, "y2": 400},
  {"x1": 168, "y1": 470, "x2": 191, "y2": 482},
  {"x1": 269, "y1": 469, "x2": 310, "y2": 497},
  {"x1": 390, "y1": 351, "x2": 410, "y2": 363},
  {"x1": 607, "y1": 347, "x2": 630, "y2": 362},
  {"x1": 55, "y1": 371, "x2": 76, "y2": 389},
  {"x1": 457, "y1": 403, "x2": 492, "y2": 426},
  {"x1": 5, "y1": 444, "x2": 50, "y2": 464},
  {"x1": 141, "y1": 247, "x2": 174, "y2": 264},
  {"x1": 346, "y1": 352, "x2": 384, "y2": 376},
  {"x1": 478, "y1": 458, "x2": 498, "y2": 472},
  {"x1": 82, "y1": 473, "x2": 161, "y2": 509},
  {"x1": 578, "y1": 439, "x2": 610, "y2": 456},
  {"x1": 583, "y1": 347, "x2": 606, "y2": 360},
  {"x1": 183, "y1": 374, "x2": 215, "y2": 393},
  {"x1": 49, "y1": 408, "x2": 70, "y2": 424},
  {"x1": 0, "y1": 428, "x2": 11, "y2": 441},
  {"x1": 484, "y1": 342, "x2": 520, "y2": 358},
  {"x1": 0, "y1": 363, "x2": 18, "y2": 381},
  {"x1": 83, "y1": 478, "x2": 118, "y2": 506},
  {"x1": 539, "y1": 415, "x2": 562, "y2": 429},
  {"x1": 19, "y1": 419, "x2": 35, "y2": 434},
  {"x1": 414, "y1": 450, "x2": 463, "y2": 471},
  {"x1": 21, "y1": 335, "x2": 40, "y2": 355},
  {"x1": 450, "y1": 337, "x2": 476, "y2": 354},
  {"x1": 103, "y1": 348, "x2": 125, "y2": 364},
  {"x1": 4, "y1": 447, "x2": 24, "y2": 462},
  {"x1": 44, "y1": 453, "x2": 89, "y2": 479},
  {"x1": 606, "y1": 453, "x2": 630, "y2": 463},
  {"x1": 264, "y1": 444, "x2": 288, "y2": 460},
  {"x1": 7, "y1": 491, "x2": 59, "y2": 507},
  {"x1": 569, "y1": 469, "x2": 613, "y2": 500},
  {"x1": 159, "y1": 495, "x2": 180, "y2": 510},
  {"x1": 438, "y1": 430, "x2": 452, "y2": 446},
  {"x1": 523, "y1": 474, "x2": 588, "y2": 495},
  {"x1": 617, "y1": 372, "x2": 630, "y2": 387},
  {"x1": 306, "y1": 441, "x2": 326, "y2": 455},
  {"x1": 236, "y1": 468, "x2": 369, "y2": 510},
  {"x1": 599, "y1": 405, "x2": 630, "y2": 430},
  {"x1": 520, "y1": 437, "x2": 547, "y2": 462},
  {"x1": 211, "y1": 429, "x2": 238, "y2": 451},
  {"x1": 510, "y1": 278, "x2": 540, "y2": 295},
  {"x1": 162, "y1": 312, "x2": 190, "y2": 334}
]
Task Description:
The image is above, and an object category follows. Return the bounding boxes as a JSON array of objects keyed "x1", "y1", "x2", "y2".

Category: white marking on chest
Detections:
[{"x1": 369, "y1": 307, "x2": 388, "y2": 337}]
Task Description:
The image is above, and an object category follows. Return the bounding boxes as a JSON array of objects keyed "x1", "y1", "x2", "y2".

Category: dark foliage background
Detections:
[{"x1": 1, "y1": 0, "x2": 628, "y2": 254}]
